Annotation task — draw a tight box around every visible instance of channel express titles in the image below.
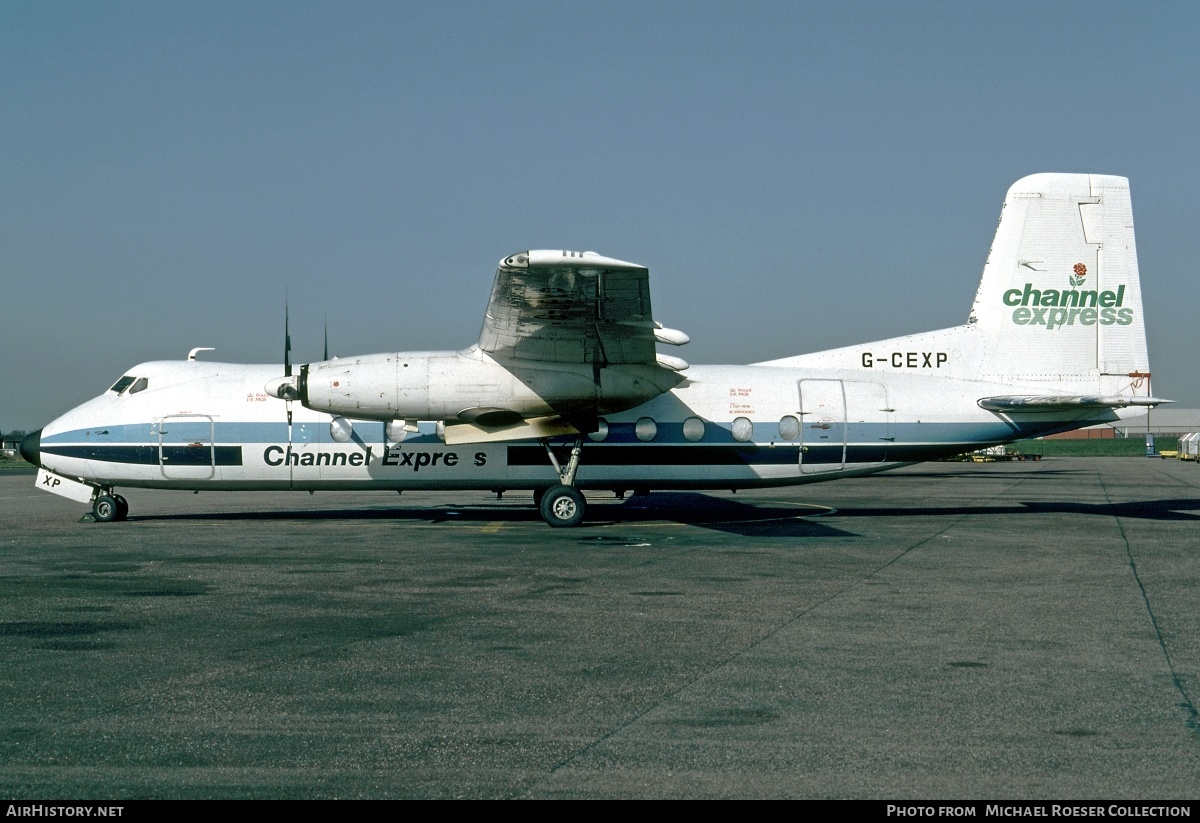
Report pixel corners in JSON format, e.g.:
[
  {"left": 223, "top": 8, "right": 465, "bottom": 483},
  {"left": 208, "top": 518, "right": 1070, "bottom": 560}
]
[{"left": 1003, "top": 282, "right": 1133, "bottom": 330}]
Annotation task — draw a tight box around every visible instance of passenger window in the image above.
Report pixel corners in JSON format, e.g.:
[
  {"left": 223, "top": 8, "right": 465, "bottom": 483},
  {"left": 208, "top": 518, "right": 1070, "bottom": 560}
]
[
  {"left": 682, "top": 417, "right": 705, "bottom": 442},
  {"left": 330, "top": 416, "right": 354, "bottom": 442},
  {"left": 635, "top": 417, "right": 658, "bottom": 442},
  {"left": 588, "top": 419, "right": 609, "bottom": 442},
  {"left": 731, "top": 417, "right": 753, "bottom": 442},
  {"left": 779, "top": 415, "right": 800, "bottom": 441}
]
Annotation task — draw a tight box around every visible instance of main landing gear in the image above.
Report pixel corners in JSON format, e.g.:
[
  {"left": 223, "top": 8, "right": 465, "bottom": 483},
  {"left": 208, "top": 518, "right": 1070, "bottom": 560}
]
[
  {"left": 537, "top": 436, "right": 586, "bottom": 528},
  {"left": 91, "top": 491, "right": 129, "bottom": 522}
]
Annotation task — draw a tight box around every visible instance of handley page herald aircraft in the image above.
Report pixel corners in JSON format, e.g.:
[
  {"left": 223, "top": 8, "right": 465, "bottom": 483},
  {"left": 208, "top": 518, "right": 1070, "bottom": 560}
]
[{"left": 22, "top": 173, "right": 1166, "bottom": 526}]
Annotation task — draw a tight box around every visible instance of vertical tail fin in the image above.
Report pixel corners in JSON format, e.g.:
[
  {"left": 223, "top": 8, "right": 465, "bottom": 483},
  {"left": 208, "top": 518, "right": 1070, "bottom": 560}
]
[
  {"left": 968, "top": 173, "right": 1149, "bottom": 395},
  {"left": 757, "top": 173, "right": 1153, "bottom": 403}
]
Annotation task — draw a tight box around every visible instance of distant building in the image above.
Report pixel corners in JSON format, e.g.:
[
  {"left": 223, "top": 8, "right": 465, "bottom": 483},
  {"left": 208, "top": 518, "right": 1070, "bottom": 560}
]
[
  {"left": 1043, "top": 408, "right": 1200, "bottom": 439},
  {"left": 1106, "top": 408, "right": 1200, "bottom": 437},
  {"left": 1044, "top": 427, "right": 1114, "bottom": 440}
]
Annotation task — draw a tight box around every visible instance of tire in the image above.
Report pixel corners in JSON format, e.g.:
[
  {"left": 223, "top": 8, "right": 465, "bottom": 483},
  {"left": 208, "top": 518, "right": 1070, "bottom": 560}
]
[
  {"left": 93, "top": 494, "right": 119, "bottom": 523},
  {"left": 539, "top": 484, "right": 585, "bottom": 528},
  {"left": 114, "top": 495, "right": 129, "bottom": 521}
]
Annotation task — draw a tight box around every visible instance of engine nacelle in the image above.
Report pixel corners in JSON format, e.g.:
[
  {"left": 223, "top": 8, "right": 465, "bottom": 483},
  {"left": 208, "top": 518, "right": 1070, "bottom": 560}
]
[{"left": 287, "top": 347, "right": 682, "bottom": 425}]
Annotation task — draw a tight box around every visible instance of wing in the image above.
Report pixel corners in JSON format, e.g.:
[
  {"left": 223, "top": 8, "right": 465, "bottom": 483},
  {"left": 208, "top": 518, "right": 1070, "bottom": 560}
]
[
  {"left": 478, "top": 250, "right": 658, "bottom": 365},
  {"left": 978, "top": 395, "right": 1169, "bottom": 412}
]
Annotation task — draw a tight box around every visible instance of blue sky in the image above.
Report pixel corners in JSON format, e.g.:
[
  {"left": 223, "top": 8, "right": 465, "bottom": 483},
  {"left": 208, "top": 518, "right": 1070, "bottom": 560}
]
[{"left": 3, "top": 1, "right": 1199, "bottom": 429}]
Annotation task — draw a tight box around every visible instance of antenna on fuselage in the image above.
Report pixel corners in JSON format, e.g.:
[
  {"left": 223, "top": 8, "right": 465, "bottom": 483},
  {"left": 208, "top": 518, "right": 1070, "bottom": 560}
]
[
  {"left": 188, "top": 347, "right": 214, "bottom": 361},
  {"left": 323, "top": 316, "right": 329, "bottom": 361}
]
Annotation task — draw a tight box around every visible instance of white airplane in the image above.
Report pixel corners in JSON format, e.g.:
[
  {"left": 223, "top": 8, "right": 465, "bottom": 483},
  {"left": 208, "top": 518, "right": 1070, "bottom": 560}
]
[{"left": 22, "top": 173, "right": 1166, "bottom": 527}]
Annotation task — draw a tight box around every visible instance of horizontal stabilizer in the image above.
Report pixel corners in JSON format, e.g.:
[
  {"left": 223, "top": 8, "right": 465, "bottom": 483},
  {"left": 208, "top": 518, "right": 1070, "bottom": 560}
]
[
  {"left": 978, "top": 395, "right": 1170, "bottom": 412},
  {"left": 442, "top": 415, "right": 580, "bottom": 446}
]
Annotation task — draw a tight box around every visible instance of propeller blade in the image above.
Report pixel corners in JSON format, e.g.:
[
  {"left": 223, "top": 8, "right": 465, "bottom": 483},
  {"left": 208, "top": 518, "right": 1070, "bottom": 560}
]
[{"left": 284, "top": 302, "right": 292, "bottom": 378}]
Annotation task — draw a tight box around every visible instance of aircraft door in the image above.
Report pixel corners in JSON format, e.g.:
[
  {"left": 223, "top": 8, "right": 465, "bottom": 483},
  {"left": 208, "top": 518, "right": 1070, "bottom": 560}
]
[
  {"left": 157, "top": 414, "right": 215, "bottom": 480},
  {"left": 799, "top": 380, "right": 846, "bottom": 474}
]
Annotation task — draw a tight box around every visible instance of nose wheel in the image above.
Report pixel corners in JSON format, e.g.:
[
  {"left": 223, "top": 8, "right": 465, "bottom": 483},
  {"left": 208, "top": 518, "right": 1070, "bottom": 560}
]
[{"left": 92, "top": 493, "right": 129, "bottom": 522}]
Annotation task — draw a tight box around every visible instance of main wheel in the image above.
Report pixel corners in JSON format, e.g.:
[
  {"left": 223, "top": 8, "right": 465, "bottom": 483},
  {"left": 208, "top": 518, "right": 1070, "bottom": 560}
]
[
  {"left": 539, "top": 484, "right": 585, "bottom": 528},
  {"left": 114, "top": 494, "right": 129, "bottom": 521},
  {"left": 93, "top": 494, "right": 119, "bottom": 523}
]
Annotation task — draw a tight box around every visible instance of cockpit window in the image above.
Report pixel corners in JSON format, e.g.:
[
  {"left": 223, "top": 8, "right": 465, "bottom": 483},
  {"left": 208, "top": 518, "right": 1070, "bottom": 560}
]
[
  {"left": 108, "top": 375, "right": 148, "bottom": 396},
  {"left": 109, "top": 376, "right": 136, "bottom": 394}
]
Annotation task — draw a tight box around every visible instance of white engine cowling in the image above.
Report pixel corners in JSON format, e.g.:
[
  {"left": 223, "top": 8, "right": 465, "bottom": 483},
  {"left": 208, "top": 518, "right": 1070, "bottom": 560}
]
[{"left": 288, "top": 347, "right": 681, "bottom": 424}]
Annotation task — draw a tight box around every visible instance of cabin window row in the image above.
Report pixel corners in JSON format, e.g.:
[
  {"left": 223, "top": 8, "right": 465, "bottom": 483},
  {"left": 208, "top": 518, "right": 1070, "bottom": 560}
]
[
  {"left": 370, "top": 414, "right": 808, "bottom": 444},
  {"left": 583, "top": 415, "right": 805, "bottom": 443}
]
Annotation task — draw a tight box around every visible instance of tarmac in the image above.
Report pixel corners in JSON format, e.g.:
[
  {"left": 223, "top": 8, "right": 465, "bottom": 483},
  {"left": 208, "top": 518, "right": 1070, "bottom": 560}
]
[{"left": 0, "top": 457, "right": 1197, "bottom": 799}]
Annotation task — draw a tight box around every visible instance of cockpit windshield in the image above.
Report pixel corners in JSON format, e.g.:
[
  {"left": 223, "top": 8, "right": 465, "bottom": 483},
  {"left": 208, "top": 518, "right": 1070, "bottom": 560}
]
[
  {"left": 108, "top": 375, "right": 149, "bottom": 396},
  {"left": 109, "top": 376, "right": 136, "bottom": 394}
]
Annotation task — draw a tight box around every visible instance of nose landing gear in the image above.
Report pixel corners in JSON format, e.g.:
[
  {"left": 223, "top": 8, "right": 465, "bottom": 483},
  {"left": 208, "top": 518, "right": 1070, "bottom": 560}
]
[{"left": 91, "top": 492, "right": 129, "bottom": 522}]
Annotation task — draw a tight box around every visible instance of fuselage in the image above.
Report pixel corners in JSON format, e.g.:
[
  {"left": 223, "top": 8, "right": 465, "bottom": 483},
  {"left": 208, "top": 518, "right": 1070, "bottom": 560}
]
[
  {"left": 30, "top": 356, "right": 1123, "bottom": 496},
  {"left": 20, "top": 175, "right": 1162, "bottom": 528}
]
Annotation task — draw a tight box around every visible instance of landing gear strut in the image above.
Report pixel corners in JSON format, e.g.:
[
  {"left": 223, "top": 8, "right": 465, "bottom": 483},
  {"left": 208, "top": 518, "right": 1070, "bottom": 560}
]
[{"left": 538, "top": 436, "right": 586, "bottom": 527}]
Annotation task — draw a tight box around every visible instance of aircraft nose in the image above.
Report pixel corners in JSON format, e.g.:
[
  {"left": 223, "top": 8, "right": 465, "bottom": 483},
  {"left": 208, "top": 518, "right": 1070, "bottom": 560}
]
[{"left": 19, "top": 429, "right": 41, "bottom": 468}]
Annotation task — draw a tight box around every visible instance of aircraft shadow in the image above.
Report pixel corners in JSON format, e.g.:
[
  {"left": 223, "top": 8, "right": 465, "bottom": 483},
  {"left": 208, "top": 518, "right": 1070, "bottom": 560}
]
[
  {"left": 604, "top": 493, "right": 852, "bottom": 537},
  {"left": 127, "top": 493, "right": 853, "bottom": 538},
  {"left": 827, "top": 499, "right": 1200, "bottom": 521},
  {"left": 607, "top": 493, "right": 1200, "bottom": 526},
  {"left": 124, "top": 493, "right": 1200, "bottom": 536}
]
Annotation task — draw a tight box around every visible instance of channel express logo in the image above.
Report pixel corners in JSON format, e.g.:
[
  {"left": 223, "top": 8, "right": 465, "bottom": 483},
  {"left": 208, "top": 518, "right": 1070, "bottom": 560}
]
[{"left": 1003, "top": 263, "right": 1133, "bottom": 330}]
